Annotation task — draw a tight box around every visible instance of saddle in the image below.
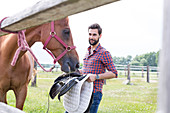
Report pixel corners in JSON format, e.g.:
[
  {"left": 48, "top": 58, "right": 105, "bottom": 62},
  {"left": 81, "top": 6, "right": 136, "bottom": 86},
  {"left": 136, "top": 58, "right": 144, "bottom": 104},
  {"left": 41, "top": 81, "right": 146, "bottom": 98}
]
[
  {"left": 49, "top": 72, "right": 93, "bottom": 113},
  {"left": 49, "top": 72, "right": 82, "bottom": 100}
]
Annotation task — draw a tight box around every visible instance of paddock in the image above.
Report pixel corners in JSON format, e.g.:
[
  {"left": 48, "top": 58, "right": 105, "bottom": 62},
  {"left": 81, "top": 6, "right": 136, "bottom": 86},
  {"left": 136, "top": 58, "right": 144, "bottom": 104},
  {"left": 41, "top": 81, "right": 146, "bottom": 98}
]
[
  {"left": 0, "top": 0, "right": 168, "bottom": 112},
  {"left": 6, "top": 70, "right": 158, "bottom": 113}
]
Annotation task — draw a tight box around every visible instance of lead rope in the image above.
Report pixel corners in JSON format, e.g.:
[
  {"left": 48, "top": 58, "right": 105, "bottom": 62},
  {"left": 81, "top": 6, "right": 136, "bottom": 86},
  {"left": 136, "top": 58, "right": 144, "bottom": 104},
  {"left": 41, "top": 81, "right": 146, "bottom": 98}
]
[
  {"left": 46, "top": 70, "right": 74, "bottom": 113},
  {"left": 0, "top": 17, "right": 55, "bottom": 72},
  {"left": 10, "top": 30, "right": 55, "bottom": 72},
  {"left": 46, "top": 94, "right": 50, "bottom": 113}
]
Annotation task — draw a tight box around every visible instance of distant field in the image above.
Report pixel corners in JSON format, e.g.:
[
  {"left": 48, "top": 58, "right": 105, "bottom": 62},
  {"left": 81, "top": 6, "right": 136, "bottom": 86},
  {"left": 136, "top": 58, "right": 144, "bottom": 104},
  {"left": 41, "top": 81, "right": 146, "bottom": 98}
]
[{"left": 6, "top": 71, "right": 158, "bottom": 113}]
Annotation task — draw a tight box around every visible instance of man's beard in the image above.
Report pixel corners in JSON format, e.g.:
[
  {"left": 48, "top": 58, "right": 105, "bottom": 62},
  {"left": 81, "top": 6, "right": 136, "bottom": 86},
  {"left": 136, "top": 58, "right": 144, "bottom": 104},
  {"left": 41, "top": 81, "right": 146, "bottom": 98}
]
[{"left": 89, "top": 38, "right": 99, "bottom": 46}]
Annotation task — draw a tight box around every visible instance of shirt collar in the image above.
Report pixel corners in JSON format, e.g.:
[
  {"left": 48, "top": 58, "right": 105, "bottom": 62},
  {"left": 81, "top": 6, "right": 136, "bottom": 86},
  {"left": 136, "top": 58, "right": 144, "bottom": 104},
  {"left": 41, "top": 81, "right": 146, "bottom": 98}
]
[{"left": 88, "top": 43, "right": 101, "bottom": 53}]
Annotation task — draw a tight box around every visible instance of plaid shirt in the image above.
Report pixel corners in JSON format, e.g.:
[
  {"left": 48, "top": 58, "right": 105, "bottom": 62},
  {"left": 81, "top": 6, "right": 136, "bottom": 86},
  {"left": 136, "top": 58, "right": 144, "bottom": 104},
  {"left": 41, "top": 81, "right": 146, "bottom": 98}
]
[{"left": 82, "top": 43, "right": 117, "bottom": 93}]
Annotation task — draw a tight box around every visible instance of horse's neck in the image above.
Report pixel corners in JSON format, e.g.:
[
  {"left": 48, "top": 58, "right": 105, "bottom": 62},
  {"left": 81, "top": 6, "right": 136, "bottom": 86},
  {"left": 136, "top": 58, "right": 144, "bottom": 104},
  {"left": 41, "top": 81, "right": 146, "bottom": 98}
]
[
  {"left": 0, "top": 25, "right": 41, "bottom": 63},
  {"left": 25, "top": 25, "right": 42, "bottom": 47},
  {"left": 0, "top": 34, "right": 19, "bottom": 63}
]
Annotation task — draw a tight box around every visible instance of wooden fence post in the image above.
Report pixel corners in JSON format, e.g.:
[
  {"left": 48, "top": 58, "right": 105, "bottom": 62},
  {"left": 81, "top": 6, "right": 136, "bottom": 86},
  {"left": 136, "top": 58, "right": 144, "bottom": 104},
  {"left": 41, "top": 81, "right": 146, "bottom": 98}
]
[
  {"left": 31, "top": 60, "right": 37, "bottom": 87},
  {"left": 147, "top": 65, "right": 150, "bottom": 83},
  {"left": 142, "top": 67, "right": 144, "bottom": 78},
  {"left": 125, "top": 66, "right": 127, "bottom": 77},
  {"left": 157, "top": 70, "right": 159, "bottom": 78},
  {"left": 127, "top": 64, "right": 130, "bottom": 82}
]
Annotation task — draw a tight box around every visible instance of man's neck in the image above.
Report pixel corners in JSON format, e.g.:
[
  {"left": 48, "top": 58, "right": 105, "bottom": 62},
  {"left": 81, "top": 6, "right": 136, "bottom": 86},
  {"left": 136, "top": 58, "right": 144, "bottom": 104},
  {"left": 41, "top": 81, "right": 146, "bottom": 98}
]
[{"left": 91, "top": 42, "right": 99, "bottom": 50}]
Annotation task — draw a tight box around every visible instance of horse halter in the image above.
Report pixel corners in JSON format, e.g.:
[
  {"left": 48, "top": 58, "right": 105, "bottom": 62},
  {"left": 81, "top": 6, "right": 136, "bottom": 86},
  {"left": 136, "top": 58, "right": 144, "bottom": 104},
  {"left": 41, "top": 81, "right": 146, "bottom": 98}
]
[
  {"left": 0, "top": 17, "right": 76, "bottom": 72},
  {"left": 43, "top": 21, "right": 76, "bottom": 64}
]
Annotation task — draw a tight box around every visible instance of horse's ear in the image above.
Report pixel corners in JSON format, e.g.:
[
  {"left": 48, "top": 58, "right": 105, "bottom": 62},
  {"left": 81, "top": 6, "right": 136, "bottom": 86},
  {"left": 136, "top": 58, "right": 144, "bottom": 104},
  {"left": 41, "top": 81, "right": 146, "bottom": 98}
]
[
  {"left": 60, "top": 17, "right": 69, "bottom": 25},
  {"left": 66, "top": 17, "right": 69, "bottom": 23}
]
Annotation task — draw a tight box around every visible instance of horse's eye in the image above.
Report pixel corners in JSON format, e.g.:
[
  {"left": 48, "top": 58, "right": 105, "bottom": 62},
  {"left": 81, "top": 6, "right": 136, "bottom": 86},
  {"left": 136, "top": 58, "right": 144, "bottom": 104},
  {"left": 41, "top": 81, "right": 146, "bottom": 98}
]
[{"left": 63, "top": 28, "right": 70, "bottom": 36}]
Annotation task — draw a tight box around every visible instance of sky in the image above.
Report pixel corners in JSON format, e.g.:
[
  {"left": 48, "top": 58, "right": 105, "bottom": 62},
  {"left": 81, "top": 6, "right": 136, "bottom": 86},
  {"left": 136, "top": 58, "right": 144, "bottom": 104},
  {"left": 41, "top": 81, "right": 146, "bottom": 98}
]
[{"left": 0, "top": 0, "right": 163, "bottom": 64}]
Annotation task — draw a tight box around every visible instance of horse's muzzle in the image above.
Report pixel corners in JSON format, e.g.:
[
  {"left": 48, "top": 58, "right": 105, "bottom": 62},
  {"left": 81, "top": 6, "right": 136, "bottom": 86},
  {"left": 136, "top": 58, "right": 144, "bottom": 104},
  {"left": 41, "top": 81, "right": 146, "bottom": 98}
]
[{"left": 61, "top": 59, "right": 79, "bottom": 73}]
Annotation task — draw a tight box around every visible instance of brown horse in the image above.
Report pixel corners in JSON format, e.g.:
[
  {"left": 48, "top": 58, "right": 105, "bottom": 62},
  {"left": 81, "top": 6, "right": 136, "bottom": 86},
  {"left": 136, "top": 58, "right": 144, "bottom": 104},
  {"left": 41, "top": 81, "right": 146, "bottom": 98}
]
[{"left": 0, "top": 17, "right": 79, "bottom": 110}]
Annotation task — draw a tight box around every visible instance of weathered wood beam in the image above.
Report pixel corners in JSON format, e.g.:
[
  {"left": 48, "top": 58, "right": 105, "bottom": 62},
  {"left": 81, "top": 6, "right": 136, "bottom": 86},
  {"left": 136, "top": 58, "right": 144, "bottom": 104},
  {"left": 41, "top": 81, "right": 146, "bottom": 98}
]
[
  {"left": 0, "top": 0, "right": 119, "bottom": 36},
  {"left": 0, "top": 102, "right": 24, "bottom": 113},
  {"left": 157, "top": 0, "right": 170, "bottom": 112}
]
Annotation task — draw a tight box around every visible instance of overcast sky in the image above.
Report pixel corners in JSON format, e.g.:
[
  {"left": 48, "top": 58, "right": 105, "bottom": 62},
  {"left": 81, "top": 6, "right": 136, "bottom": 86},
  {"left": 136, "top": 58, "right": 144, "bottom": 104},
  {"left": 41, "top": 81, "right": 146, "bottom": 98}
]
[{"left": 0, "top": 0, "right": 163, "bottom": 64}]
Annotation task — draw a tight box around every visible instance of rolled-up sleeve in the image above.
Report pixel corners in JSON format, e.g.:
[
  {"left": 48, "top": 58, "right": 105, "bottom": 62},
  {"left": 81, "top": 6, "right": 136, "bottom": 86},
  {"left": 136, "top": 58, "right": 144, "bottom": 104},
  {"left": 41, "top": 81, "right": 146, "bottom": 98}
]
[{"left": 101, "top": 51, "right": 118, "bottom": 77}]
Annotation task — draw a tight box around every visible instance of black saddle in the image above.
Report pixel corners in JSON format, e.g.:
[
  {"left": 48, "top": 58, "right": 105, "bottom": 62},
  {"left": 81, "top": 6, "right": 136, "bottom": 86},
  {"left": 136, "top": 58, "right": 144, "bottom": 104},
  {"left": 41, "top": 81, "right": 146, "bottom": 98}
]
[{"left": 49, "top": 72, "right": 86, "bottom": 101}]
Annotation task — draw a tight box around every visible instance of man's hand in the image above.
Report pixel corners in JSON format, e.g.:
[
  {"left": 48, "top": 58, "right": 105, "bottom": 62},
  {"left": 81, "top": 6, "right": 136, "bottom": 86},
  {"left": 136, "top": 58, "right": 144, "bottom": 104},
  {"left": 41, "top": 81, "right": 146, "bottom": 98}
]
[
  {"left": 86, "top": 74, "right": 96, "bottom": 82},
  {"left": 86, "top": 71, "right": 116, "bottom": 82}
]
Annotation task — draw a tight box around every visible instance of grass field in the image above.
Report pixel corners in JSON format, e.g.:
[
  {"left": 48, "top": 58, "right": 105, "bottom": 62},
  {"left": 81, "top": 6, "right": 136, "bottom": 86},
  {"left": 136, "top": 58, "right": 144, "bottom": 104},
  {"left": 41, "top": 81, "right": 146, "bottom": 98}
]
[{"left": 6, "top": 71, "right": 158, "bottom": 113}]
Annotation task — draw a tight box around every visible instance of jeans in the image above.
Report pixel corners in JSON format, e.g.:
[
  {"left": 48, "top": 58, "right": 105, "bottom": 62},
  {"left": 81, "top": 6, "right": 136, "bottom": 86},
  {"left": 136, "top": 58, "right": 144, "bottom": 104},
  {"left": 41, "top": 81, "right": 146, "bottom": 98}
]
[{"left": 89, "top": 92, "right": 103, "bottom": 113}]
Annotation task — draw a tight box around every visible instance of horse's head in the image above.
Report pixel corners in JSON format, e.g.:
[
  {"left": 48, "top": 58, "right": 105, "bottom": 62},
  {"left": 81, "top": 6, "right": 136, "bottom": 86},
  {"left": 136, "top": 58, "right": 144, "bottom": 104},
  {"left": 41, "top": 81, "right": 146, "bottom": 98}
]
[{"left": 39, "top": 17, "right": 79, "bottom": 73}]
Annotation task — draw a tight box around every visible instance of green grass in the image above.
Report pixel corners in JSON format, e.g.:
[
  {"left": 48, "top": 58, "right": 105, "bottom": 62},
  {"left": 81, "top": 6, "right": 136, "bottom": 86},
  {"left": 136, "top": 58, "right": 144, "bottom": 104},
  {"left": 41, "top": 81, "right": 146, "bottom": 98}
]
[
  {"left": 99, "top": 79, "right": 157, "bottom": 113},
  {"left": 6, "top": 72, "right": 158, "bottom": 113}
]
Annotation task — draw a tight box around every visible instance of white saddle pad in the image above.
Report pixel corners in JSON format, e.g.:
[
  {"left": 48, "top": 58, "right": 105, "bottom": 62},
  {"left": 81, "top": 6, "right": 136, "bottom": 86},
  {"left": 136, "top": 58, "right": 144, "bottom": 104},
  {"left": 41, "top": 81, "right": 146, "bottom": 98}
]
[{"left": 63, "top": 75, "right": 93, "bottom": 113}]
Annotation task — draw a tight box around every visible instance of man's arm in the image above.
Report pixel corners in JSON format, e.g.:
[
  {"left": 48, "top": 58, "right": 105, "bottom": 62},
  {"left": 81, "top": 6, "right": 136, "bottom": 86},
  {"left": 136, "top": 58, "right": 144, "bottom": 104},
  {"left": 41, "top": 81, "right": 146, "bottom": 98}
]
[{"left": 87, "top": 71, "right": 116, "bottom": 82}]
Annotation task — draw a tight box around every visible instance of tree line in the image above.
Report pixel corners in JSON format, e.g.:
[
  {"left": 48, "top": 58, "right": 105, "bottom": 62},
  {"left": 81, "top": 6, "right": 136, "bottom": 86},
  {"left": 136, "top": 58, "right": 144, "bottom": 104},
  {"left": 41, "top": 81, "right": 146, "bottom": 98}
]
[{"left": 112, "top": 51, "right": 160, "bottom": 66}]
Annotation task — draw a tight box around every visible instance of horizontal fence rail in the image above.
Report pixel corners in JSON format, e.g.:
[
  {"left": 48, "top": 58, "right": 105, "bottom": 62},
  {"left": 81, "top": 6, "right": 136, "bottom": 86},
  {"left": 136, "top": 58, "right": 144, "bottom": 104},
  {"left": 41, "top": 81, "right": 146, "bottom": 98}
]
[
  {"left": 36, "top": 64, "right": 159, "bottom": 77},
  {"left": 116, "top": 65, "right": 159, "bottom": 72},
  {"left": 115, "top": 64, "right": 159, "bottom": 84},
  {"left": 0, "top": 0, "right": 119, "bottom": 36},
  {"left": 35, "top": 64, "right": 159, "bottom": 86}
]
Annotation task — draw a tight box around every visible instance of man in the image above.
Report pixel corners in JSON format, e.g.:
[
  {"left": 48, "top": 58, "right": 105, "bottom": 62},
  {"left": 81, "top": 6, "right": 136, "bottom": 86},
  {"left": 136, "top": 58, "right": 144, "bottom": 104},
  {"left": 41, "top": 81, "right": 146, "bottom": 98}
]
[{"left": 81, "top": 23, "right": 118, "bottom": 113}]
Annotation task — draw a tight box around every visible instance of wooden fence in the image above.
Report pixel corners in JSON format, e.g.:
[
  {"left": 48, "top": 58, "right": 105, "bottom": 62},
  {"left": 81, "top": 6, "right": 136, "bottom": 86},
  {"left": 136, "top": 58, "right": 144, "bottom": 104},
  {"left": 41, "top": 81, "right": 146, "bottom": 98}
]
[
  {"left": 116, "top": 64, "right": 159, "bottom": 83},
  {"left": 36, "top": 64, "right": 159, "bottom": 83}
]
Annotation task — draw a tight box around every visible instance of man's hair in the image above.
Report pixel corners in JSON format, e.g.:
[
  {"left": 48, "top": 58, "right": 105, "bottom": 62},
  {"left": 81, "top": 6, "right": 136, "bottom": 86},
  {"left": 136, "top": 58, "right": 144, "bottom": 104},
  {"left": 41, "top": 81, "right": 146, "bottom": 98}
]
[{"left": 88, "top": 23, "right": 102, "bottom": 35}]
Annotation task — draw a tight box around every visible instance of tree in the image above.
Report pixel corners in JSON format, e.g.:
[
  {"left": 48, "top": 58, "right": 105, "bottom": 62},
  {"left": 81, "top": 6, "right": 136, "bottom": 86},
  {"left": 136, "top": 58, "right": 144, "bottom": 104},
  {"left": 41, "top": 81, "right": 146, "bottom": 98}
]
[
  {"left": 126, "top": 55, "right": 132, "bottom": 64},
  {"left": 155, "top": 50, "right": 160, "bottom": 66},
  {"left": 131, "top": 52, "right": 158, "bottom": 66},
  {"left": 130, "top": 60, "right": 140, "bottom": 66},
  {"left": 140, "top": 58, "right": 147, "bottom": 66},
  {"left": 112, "top": 55, "right": 132, "bottom": 65},
  {"left": 112, "top": 51, "right": 159, "bottom": 66}
]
